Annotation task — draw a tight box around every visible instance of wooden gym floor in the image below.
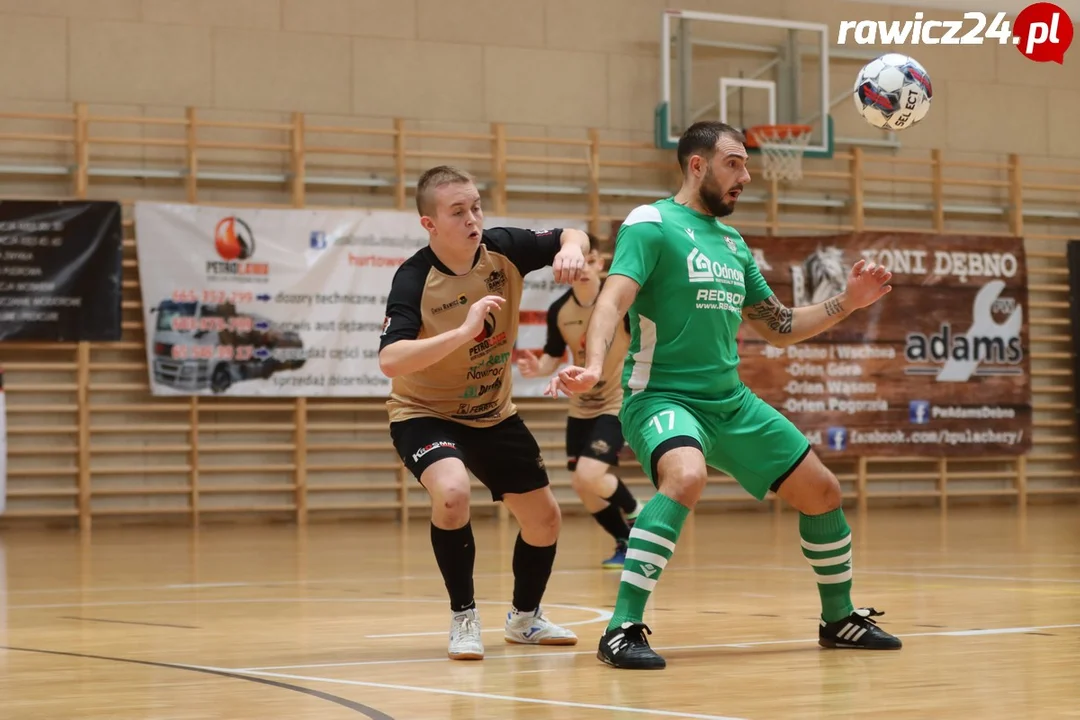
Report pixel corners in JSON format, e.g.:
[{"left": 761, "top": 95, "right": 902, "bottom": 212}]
[{"left": 0, "top": 504, "right": 1077, "bottom": 719}]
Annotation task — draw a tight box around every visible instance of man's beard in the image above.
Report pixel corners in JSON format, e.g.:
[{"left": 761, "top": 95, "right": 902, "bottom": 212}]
[{"left": 699, "top": 169, "right": 739, "bottom": 217}]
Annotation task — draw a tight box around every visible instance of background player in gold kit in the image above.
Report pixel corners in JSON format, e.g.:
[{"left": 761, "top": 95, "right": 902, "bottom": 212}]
[{"left": 518, "top": 234, "right": 644, "bottom": 568}]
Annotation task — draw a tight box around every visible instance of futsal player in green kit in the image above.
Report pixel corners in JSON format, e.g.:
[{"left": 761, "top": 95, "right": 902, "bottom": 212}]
[{"left": 546, "top": 121, "right": 902, "bottom": 669}]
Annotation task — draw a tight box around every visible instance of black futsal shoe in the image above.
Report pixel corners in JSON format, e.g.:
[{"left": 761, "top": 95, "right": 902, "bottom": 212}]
[
  {"left": 597, "top": 622, "right": 667, "bottom": 669},
  {"left": 819, "top": 607, "right": 903, "bottom": 650}
]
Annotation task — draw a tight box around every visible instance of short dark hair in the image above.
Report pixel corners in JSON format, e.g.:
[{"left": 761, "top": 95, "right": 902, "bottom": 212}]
[
  {"left": 416, "top": 165, "right": 476, "bottom": 216},
  {"left": 586, "top": 232, "right": 600, "bottom": 252},
  {"left": 677, "top": 121, "right": 746, "bottom": 174}
]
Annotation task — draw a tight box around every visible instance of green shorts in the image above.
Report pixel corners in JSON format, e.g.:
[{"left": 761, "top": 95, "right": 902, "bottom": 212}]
[{"left": 620, "top": 384, "right": 812, "bottom": 501}]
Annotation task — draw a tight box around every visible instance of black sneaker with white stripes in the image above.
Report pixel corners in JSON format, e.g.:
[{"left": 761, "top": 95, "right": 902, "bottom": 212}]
[
  {"left": 819, "top": 607, "right": 902, "bottom": 650},
  {"left": 597, "top": 622, "right": 666, "bottom": 669}
]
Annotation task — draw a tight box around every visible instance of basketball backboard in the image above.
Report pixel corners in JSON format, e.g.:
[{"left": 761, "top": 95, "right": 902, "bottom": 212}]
[{"left": 656, "top": 9, "right": 834, "bottom": 159}]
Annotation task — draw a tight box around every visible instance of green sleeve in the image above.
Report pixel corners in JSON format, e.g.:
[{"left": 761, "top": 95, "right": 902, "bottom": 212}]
[
  {"left": 608, "top": 205, "right": 664, "bottom": 287},
  {"left": 741, "top": 240, "right": 774, "bottom": 306}
]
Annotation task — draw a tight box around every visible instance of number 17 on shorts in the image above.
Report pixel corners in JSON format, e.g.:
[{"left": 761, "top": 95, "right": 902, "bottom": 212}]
[
  {"left": 635, "top": 405, "right": 704, "bottom": 451},
  {"left": 648, "top": 409, "right": 677, "bottom": 435},
  {"left": 624, "top": 397, "right": 707, "bottom": 484}
]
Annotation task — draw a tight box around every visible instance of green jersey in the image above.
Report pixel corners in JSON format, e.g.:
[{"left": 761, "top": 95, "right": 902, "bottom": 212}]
[{"left": 608, "top": 197, "right": 773, "bottom": 398}]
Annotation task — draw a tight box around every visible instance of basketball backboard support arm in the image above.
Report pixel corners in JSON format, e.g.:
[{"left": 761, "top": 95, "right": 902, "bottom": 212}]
[
  {"left": 657, "top": 9, "right": 833, "bottom": 158},
  {"left": 719, "top": 78, "right": 777, "bottom": 129}
]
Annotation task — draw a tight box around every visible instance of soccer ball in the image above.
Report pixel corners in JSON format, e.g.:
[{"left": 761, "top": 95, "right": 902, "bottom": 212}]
[{"left": 852, "top": 53, "right": 932, "bottom": 131}]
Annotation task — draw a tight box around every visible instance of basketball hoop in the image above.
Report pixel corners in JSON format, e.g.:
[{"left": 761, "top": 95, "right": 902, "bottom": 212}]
[{"left": 746, "top": 124, "right": 813, "bottom": 183}]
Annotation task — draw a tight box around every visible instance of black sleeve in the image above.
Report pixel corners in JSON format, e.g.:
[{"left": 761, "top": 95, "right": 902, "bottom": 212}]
[
  {"left": 378, "top": 256, "right": 427, "bottom": 351},
  {"left": 482, "top": 226, "right": 564, "bottom": 277},
  {"left": 542, "top": 292, "right": 571, "bottom": 358}
]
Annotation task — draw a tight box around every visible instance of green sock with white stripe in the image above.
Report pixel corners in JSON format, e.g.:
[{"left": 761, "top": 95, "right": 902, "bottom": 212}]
[
  {"left": 800, "top": 508, "right": 856, "bottom": 623},
  {"left": 607, "top": 492, "right": 690, "bottom": 631}
]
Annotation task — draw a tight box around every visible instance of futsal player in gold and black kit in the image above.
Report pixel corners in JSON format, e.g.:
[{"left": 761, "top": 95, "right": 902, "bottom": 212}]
[
  {"left": 519, "top": 235, "right": 644, "bottom": 568},
  {"left": 379, "top": 165, "right": 590, "bottom": 661}
]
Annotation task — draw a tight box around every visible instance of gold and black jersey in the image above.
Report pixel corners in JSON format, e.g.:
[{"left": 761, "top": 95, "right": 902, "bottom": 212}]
[
  {"left": 543, "top": 283, "right": 631, "bottom": 419},
  {"left": 379, "top": 227, "right": 563, "bottom": 427}
]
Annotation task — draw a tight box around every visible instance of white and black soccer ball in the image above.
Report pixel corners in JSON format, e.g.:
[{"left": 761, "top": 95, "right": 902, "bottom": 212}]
[{"left": 852, "top": 53, "right": 932, "bottom": 131}]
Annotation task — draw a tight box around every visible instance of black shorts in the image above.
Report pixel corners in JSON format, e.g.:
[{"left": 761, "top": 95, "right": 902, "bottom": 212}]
[
  {"left": 390, "top": 413, "right": 549, "bottom": 501},
  {"left": 566, "top": 414, "right": 625, "bottom": 471}
]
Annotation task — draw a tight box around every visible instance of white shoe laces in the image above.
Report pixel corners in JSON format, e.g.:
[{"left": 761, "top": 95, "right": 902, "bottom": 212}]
[{"left": 452, "top": 615, "right": 481, "bottom": 643}]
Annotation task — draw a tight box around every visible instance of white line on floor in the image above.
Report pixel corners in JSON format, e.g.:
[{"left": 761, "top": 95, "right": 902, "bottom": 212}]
[
  {"left": 5, "top": 556, "right": 1080, "bottom": 598},
  {"left": 189, "top": 665, "right": 749, "bottom": 720},
  {"left": 233, "top": 622, "right": 1080, "bottom": 672},
  {"left": 363, "top": 602, "right": 611, "bottom": 638}
]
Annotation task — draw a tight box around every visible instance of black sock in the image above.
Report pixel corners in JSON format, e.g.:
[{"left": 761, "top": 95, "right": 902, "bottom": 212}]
[
  {"left": 430, "top": 522, "right": 476, "bottom": 613},
  {"left": 603, "top": 477, "right": 638, "bottom": 515},
  {"left": 511, "top": 533, "right": 556, "bottom": 613},
  {"left": 592, "top": 504, "right": 631, "bottom": 542}
]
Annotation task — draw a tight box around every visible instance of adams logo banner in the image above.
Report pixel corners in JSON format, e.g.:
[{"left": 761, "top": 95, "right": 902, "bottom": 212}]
[
  {"left": 737, "top": 232, "right": 1032, "bottom": 456},
  {"left": 133, "top": 203, "right": 582, "bottom": 398}
]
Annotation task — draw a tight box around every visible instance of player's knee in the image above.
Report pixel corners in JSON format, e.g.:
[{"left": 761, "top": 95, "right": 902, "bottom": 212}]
[
  {"left": 434, "top": 488, "right": 471, "bottom": 525},
  {"left": 570, "top": 466, "right": 603, "bottom": 494},
  {"left": 424, "top": 467, "right": 472, "bottom": 526},
  {"left": 538, "top": 493, "right": 562, "bottom": 532},
  {"left": 793, "top": 472, "right": 843, "bottom": 515},
  {"left": 517, "top": 490, "right": 561, "bottom": 543},
  {"left": 821, "top": 475, "right": 843, "bottom": 511},
  {"left": 659, "top": 458, "right": 707, "bottom": 507}
]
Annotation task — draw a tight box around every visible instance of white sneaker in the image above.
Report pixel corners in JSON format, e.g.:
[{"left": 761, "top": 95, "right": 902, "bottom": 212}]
[
  {"left": 448, "top": 608, "right": 484, "bottom": 660},
  {"left": 504, "top": 607, "right": 579, "bottom": 646}
]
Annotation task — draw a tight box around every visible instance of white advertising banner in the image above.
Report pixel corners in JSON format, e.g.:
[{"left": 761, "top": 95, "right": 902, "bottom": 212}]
[{"left": 133, "top": 203, "right": 580, "bottom": 397}]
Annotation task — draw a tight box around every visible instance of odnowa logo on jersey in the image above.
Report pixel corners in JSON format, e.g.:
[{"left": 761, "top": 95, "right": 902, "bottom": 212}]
[{"left": 685, "top": 248, "right": 745, "bottom": 286}]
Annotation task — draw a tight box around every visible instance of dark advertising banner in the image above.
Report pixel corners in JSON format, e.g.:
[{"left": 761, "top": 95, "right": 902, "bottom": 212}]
[
  {"left": 738, "top": 232, "right": 1031, "bottom": 456},
  {"left": 1067, "top": 239, "right": 1080, "bottom": 429},
  {"left": 611, "top": 221, "right": 1032, "bottom": 457},
  {"left": 0, "top": 200, "right": 123, "bottom": 342}
]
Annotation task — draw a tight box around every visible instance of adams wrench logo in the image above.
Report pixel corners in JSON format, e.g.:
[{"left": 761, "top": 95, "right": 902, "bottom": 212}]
[{"left": 904, "top": 280, "right": 1024, "bottom": 382}]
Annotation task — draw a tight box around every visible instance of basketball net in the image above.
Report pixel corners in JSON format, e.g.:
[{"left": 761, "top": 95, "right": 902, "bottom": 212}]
[{"left": 746, "top": 124, "right": 812, "bottom": 183}]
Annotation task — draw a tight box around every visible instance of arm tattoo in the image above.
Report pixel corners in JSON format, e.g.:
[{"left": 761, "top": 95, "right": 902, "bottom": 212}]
[
  {"left": 824, "top": 296, "right": 845, "bottom": 317},
  {"left": 746, "top": 296, "right": 793, "bottom": 335}
]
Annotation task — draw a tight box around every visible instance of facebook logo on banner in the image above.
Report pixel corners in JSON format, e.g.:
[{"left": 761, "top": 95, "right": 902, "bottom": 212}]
[
  {"left": 310, "top": 231, "right": 327, "bottom": 249},
  {"left": 826, "top": 427, "right": 848, "bottom": 451},
  {"left": 909, "top": 400, "right": 931, "bottom": 424}
]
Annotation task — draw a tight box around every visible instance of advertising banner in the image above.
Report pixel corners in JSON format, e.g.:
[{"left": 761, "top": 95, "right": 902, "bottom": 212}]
[
  {"left": 0, "top": 200, "right": 122, "bottom": 342},
  {"left": 1066, "top": 239, "right": 1080, "bottom": 430},
  {"left": 611, "top": 222, "right": 1032, "bottom": 457},
  {"left": 133, "top": 203, "right": 582, "bottom": 397}
]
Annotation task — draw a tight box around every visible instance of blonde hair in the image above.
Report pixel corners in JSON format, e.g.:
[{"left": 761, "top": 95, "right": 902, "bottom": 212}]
[{"left": 416, "top": 165, "right": 476, "bottom": 216}]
